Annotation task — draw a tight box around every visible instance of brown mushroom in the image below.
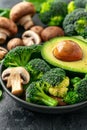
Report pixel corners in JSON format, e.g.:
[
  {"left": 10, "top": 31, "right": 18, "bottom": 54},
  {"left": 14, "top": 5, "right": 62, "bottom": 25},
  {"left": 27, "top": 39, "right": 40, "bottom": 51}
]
[
  {"left": 41, "top": 26, "right": 64, "bottom": 41},
  {"left": 0, "top": 47, "right": 8, "bottom": 60},
  {"left": 22, "top": 30, "right": 41, "bottom": 46},
  {"left": 2, "top": 67, "right": 30, "bottom": 96},
  {"left": 0, "top": 17, "right": 18, "bottom": 44},
  {"left": 10, "top": 1, "right": 36, "bottom": 30},
  {"left": 7, "top": 38, "right": 24, "bottom": 50},
  {"left": 30, "top": 26, "right": 44, "bottom": 35}
]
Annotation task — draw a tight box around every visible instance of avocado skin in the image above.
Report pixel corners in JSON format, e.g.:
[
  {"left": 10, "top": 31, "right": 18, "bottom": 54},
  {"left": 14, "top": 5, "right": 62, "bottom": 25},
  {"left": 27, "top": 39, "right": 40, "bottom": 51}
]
[{"left": 41, "top": 36, "right": 87, "bottom": 73}]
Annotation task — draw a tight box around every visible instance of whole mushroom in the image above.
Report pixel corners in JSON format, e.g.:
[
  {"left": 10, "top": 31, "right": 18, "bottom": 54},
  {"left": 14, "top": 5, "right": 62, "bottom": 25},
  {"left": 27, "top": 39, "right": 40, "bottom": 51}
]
[
  {"left": 7, "top": 38, "right": 24, "bottom": 50},
  {"left": 41, "top": 26, "right": 64, "bottom": 41},
  {"left": 2, "top": 67, "right": 30, "bottom": 96},
  {"left": 0, "top": 17, "right": 18, "bottom": 44},
  {"left": 0, "top": 47, "right": 8, "bottom": 60},
  {"left": 22, "top": 30, "right": 41, "bottom": 46},
  {"left": 10, "top": 1, "right": 36, "bottom": 30},
  {"left": 30, "top": 26, "right": 44, "bottom": 35}
]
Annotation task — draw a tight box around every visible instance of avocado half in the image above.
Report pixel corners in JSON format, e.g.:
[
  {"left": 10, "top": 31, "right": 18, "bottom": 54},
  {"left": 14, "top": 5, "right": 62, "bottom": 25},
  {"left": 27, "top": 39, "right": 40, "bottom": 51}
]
[{"left": 41, "top": 36, "right": 87, "bottom": 73}]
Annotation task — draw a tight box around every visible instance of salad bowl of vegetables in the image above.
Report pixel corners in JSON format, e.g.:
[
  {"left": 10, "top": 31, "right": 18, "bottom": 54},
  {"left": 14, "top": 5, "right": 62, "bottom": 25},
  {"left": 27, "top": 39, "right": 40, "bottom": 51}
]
[{"left": 1, "top": 43, "right": 87, "bottom": 113}]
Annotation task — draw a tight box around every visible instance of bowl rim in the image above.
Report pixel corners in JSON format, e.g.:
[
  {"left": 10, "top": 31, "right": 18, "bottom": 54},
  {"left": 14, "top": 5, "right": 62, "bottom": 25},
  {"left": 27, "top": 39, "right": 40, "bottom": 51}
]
[{"left": 1, "top": 63, "right": 87, "bottom": 113}]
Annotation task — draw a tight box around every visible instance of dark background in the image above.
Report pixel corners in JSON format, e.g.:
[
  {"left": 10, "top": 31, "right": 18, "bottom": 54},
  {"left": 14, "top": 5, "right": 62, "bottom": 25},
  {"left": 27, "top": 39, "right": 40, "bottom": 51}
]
[{"left": 0, "top": 0, "right": 87, "bottom": 130}]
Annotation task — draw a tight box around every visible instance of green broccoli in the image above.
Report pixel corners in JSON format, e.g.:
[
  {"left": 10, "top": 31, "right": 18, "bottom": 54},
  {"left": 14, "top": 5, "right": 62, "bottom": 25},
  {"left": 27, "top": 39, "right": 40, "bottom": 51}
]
[
  {"left": 41, "top": 68, "right": 69, "bottom": 98},
  {"left": 3, "top": 45, "right": 42, "bottom": 67},
  {"left": 0, "top": 8, "right": 10, "bottom": 18},
  {"left": 39, "top": 0, "right": 67, "bottom": 26},
  {"left": 74, "top": 18, "right": 87, "bottom": 38},
  {"left": 68, "top": 0, "right": 87, "bottom": 13},
  {"left": 26, "top": 81, "right": 58, "bottom": 106},
  {"left": 63, "top": 91, "right": 79, "bottom": 104},
  {"left": 25, "top": 58, "right": 51, "bottom": 81},
  {"left": 63, "top": 8, "right": 87, "bottom": 38},
  {"left": 64, "top": 74, "right": 87, "bottom": 104},
  {"left": 71, "top": 77, "right": 81, "bottom": 85},
  {"left": 23, "top": 0, "right": 47, "bottom": 13}
]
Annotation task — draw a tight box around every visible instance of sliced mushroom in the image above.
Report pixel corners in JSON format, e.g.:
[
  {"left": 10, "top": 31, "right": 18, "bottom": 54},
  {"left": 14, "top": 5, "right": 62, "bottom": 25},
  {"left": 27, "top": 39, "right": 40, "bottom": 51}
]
[
  {"left": 7, "top": 38, "right": 24, "bottom": 50},
  {"left": 2, "top": 67, "right": 30, "bottom": 96},
  {"left": 22, "top": 30, "right": 41, "bottom": 46},
  {"left": 0, "top": 17, "right": 18, "bottom": 44},
  {"left": 0, "top": 47, "right": 8, "bottom": 60},
  {"left": 10, "top": 1, "right": 36, "bottom": 30}
]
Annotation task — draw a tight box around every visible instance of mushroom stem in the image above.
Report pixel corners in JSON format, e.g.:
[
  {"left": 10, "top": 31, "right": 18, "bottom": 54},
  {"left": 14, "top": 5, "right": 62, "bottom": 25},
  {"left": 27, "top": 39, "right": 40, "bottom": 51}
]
[
  {"left": 18, "top": 14, "right": 34, "bottom": 30},
  {"left": 0, "top": 32, "right": 7, "bottom": 44},
  {"left": 11, "top": 73, "right": 23, "bottom": 95}
]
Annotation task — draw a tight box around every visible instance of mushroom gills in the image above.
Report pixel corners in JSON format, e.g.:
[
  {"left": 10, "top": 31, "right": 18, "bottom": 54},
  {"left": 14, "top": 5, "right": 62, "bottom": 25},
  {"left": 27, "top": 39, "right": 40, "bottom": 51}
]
[{"left": 22, "top": 30, "right": 41, "bottom": 46}]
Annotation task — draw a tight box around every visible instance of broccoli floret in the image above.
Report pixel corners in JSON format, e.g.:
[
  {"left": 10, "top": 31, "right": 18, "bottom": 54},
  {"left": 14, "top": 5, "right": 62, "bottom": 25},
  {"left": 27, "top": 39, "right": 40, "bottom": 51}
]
[
  {"left": 71, "top": 77, "right": 81, "bottom": 85},
  {"left": 48, "top": 77, "right": 69, "bottom": 98},
  {"left": 3, "top": 45, "right": 42, "bottom": 67},
  {"left": 26, "top": 81, "right": 58, "bottom": 106},
  {"left": 41, "top": 68, "right": 66, "bottom": 86},
  {"left": 25, "top": 58, "right": 51, "bottom": 81},
  {"left": 63, "top": 91, "right": 79, "bottom": 104},
  {"left": 74, "top": 18, "right": 87, "bottom": 38},
  {"left": 68, "top": 0, "right": 87, "bottom": 13},
  {"left": 64, "top": 74, "right": 87, "bottom": 104},
  {"left": 63, "top": 8, "right": 87, "bottom": 38},
  {"left": 64, "top": 24, "right": 76, "bottom": 36},
  {"left": 74, "top": 0, "right": 87, "bottom": 8},
  {"left": 41, "top": 68, "right": 69, "bottom": 98},
  {"left": 39, "top": 1, "right": 67, "bottom": 26}
]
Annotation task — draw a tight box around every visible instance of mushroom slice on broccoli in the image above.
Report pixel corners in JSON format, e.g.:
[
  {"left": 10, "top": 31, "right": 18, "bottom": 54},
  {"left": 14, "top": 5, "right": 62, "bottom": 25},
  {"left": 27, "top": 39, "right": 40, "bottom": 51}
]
[{"left": 2, "top": 67, "right": 30, "bottom": 96}]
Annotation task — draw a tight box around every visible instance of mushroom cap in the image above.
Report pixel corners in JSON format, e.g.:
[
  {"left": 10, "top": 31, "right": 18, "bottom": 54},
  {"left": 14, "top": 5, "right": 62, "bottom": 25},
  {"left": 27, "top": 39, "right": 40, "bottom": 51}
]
[
  {"left": 30, "top": 26, "right": 44, "bottom": 35},
  {"left": 41, "top": 26, "right": 64, "bottom": 41},
  {"left": 2, "top": 68, "right": 12, "bottom": 81},
  {"left": 0, "top": 17, "right": 18, "bottom": 36},
  {"left": 0, "top": 47, "right": 8, "bottom": 60},
  {"left": 2, "top": 67, "right": 30, "bottom": 84},
  {"left": 7, "top": 38, "right": 24, "bottom": 50},
  {"left": 10, "top": 1, "right": 36, "bottom": 22}
]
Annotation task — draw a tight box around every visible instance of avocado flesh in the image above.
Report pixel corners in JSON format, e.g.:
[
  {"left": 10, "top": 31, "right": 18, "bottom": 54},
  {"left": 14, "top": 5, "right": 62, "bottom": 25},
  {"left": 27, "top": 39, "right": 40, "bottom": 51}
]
[{"left": 41, "top": 37, "right": 87, "bottom": 73}]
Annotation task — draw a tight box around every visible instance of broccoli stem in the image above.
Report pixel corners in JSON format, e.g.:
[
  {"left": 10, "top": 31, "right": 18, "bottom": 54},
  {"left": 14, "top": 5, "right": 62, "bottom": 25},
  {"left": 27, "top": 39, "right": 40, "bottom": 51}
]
[
  {"left": 38, "top": 92, "right": 58, "bottom": 106},
  {"left": 6, "top": 62, "right": 19, "bottom": 67}
]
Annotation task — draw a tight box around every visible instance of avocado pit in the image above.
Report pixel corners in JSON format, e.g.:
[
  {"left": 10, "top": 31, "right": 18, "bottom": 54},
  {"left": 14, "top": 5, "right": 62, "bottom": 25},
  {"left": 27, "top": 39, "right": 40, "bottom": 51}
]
[{"left": 53, "top": 40, "right": 83, "bottom": 61}]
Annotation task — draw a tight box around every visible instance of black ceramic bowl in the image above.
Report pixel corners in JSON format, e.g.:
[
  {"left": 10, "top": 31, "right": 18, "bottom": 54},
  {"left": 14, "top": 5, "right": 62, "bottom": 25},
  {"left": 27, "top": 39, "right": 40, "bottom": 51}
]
[{"left": 1, "top": 63, "right": 87, "bottom": 114}]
